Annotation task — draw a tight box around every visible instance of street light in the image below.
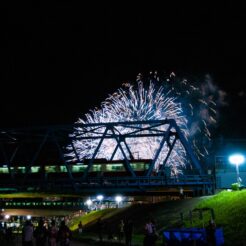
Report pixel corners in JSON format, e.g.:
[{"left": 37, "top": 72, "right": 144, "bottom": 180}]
[
  {"left": 96, "top": 195, "right": 104, "bottom": 210},
  {"left": 26, "top": 215, "right": 32, "bottom": 220},
  {"left": 97, "top": 195, "right": 104, "bottom": 202},
  {"left": 85, "top": 198, "right": 93, "bottom": 210},
  {"left": 5, "top": 214, "right": 10, "bottom": 219},
  {"left": 115, "top": 195, "right": 123, "bottom": 208},
  {"left": 229, "top": 154, "right": 245, "bottom": 185}
]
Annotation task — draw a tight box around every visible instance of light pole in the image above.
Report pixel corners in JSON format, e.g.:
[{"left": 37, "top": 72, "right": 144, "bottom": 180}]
[
  {"left": 97, "top": 195, "right": 104, "bottom": 209},
  {"left": 115, "top": 195, "right": 122, "bottom": 208},
  {"left": 97, "top": 195, "right": 104, "bottom": 202},
  {"left": 85, "top": 198, "right": 93, "bottom": 210},
  {"left": 26, "top": 215, "right": 32, "bottom": 220},
  {"left": 229, "top": 154, "right": 245, "bottom": 186}
]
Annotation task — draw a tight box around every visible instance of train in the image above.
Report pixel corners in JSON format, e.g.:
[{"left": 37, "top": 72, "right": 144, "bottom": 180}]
[{"left": 0, "top": 159, "right": 152, "bottom": 182}]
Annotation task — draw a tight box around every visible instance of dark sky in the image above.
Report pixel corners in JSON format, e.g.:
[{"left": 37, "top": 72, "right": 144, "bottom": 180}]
[{"left": 1, "top": 3, "right": 245, "bottom": 137}]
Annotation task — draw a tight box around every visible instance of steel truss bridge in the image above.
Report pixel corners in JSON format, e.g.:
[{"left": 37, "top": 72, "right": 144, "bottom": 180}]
[{"left": 0, "top": 119, "right": 215, "bottom": 195}]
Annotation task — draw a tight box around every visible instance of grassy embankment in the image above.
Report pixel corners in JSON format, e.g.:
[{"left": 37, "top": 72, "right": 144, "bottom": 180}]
[
  {"left": 187, "top": 190, "right": 246, "bottom": 246},
  {"left": 69, "top": 198, "right": 201, "bottom": 245},
  {"left": 69, "top": 190, "right": 246, "bottom": 245}
]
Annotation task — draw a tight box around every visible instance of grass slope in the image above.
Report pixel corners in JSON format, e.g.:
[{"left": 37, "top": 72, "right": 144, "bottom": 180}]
[
  {"left": 192, "top": 190, "right": 246, "bottom": 246},
  {"left": 70, "top": 198, "right": 201, "bottom": 245},
  {"left": 68, "top": 208, "right": 118, "bottom": 231},
  {"left": 70, "top": 191, "right": 246, "bottom": 245}
]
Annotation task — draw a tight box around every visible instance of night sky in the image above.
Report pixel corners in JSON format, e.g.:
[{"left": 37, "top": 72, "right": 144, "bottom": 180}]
[{"left": 1, "top": 3, "right": 245, "bottom": 138}]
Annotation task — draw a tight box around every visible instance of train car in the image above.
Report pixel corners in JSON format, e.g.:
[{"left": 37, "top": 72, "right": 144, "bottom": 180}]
[{"left": 0, "top": 159, "right": 152, "bottom": 183}]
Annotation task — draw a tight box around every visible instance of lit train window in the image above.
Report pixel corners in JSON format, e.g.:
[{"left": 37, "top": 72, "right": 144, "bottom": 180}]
[
  {"left": 60, "top": 166, "right": 67, "bottom": 172},
  {"left": 71, "top": 165, "right": 86, "bottom": 172},
  {"left": 15, "top": 167, "right": 26, "bottom": 174},
  {"left": 130, "top": 163, "right": 145, "bottom": 170},
  {"left": 106, "top": 164, "right": 124, "bottom": 171},
  {"left": 91, "top": 164, "right": 101, "bottom": 172},
  {"left": 31, "top": 167, "right": 40, "bottom": 173},
  {"left": 45, "top": 166, "right": 58, "bottom": 173},
  {"left": 0, "top": 167, "right": 9, "bottom": 173}
]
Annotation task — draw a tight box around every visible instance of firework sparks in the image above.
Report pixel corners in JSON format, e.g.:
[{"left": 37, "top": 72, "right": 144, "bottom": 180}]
[{"left": 67, "top": 72, "right": 217, "bottom": 175}]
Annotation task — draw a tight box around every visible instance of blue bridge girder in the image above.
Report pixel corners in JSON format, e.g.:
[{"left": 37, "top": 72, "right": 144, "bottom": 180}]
[{"left": 0, "top": 119, "right": 214, "bottom": 194}]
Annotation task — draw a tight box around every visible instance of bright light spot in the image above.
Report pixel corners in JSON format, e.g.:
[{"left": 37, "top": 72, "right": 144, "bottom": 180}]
[
  {"left": 26, "top": 215, "right": 31, "bottom": 220},
  {"left": 5, "top": 214, "right": 10, "bottom": 219},
  {"left": 85, "top": 199, "right": 92, "bottom": 206},
  {"left": 229, "top": 154, "right": 245, "bottom": 165},
  {"left": 115, "top": 195, "right": 122, "bottom": 203},
  {"left": 97, "top": 195, "right": 104, "bottom": 201}
]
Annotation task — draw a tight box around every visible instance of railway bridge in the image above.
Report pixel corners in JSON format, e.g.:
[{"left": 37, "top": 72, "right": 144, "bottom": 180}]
[{"left": 0, "top": 120, "right": 215, "bottom": 195}]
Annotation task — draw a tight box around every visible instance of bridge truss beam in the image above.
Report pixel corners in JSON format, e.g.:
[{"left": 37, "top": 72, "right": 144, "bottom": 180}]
[{"left": 0, "top": 120, "right": 211, "bottom": 193}]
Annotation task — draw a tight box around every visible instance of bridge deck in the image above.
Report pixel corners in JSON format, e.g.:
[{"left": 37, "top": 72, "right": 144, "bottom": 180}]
[{"left": 0, "top": 174, "right": 215, "bottom": 195}]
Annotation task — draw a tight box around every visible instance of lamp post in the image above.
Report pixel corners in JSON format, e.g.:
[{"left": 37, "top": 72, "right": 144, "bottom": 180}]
[
  {"left": 97, "top": 195, "right": 104, "bottom": 202},
  {"left": 26, "top": 215, "right": 32, "bottom": 220},
  {"left": 115, "top": 195, "right": 122, "bottom": 208},
  {"left": 229, "top": 154, "right": 245, "bottom": 185},
  {"left": 97, "top": 195, "right": 104, "bottom": 209},
  {"left": 85, "top": 198, "right": 92, "bottom": 210}
]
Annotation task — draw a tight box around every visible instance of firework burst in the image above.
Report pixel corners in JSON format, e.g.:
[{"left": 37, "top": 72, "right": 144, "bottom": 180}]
[{"left": 67, "top": 72, "right": 218, "bottom": 175}]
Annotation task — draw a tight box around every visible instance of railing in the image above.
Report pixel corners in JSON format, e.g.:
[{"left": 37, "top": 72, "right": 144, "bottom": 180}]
[
  {"left": 0, "top": 173, "right": 214, "bottom": 195},
  {"left": 75, "top": 175, "right": 214, "bottom": 187},
  {"left": 0, "top": 201, "right": 84, "bottom": 209},
  {"left": 0, "top": 174, "right": 214, "bottom": 186}
]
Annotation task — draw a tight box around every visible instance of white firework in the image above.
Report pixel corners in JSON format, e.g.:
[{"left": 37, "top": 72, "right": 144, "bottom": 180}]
[
  {"left": 67, "top": 72, "right": 221, "bottom": 175},
  {"left": 67, "top": 80, "right": 190, "bottom": 175}
]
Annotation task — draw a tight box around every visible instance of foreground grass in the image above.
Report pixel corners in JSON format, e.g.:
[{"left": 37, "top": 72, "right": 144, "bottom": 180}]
[
  {"left": 68, "top": 208, "right": 117, "bottom": 231},
  {"left": 190, "top": 190, "right": 246, "bottom": 246}
]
